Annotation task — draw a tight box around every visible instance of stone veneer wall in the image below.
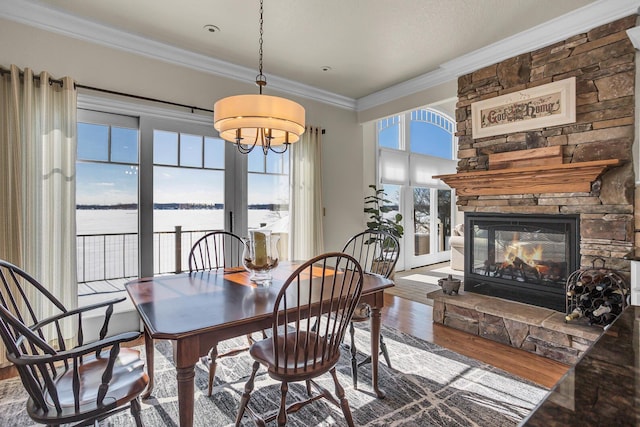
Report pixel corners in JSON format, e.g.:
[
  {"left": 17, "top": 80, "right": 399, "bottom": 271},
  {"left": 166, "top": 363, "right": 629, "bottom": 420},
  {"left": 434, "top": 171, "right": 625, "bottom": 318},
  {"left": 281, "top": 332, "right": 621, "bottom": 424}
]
[{"left": 455, "top": 15, "right": 636, "bottom": 273}]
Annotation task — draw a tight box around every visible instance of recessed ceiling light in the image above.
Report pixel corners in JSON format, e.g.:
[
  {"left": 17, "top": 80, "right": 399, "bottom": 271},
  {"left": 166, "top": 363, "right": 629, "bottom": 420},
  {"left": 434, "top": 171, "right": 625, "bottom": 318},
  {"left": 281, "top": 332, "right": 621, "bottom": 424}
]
[
  {"left": 321, "top": 66, "right": 332, "bottom": 72},
  {"left": 203, "top": 24, "right": 220, "bottom": 33}
]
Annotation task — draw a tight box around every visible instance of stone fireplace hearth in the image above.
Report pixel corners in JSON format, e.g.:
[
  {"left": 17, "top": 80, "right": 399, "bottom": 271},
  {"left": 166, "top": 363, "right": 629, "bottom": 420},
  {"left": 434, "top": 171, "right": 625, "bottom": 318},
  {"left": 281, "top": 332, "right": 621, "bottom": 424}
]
[
  {"left": 428, "top": 288, "right": 601, "bottom": 365},
  {"left": 429, "top": 16, "right": 636, "bottom": 363},
  {"left": 449, "top": 15, "right": 635, "bottom": 302}
]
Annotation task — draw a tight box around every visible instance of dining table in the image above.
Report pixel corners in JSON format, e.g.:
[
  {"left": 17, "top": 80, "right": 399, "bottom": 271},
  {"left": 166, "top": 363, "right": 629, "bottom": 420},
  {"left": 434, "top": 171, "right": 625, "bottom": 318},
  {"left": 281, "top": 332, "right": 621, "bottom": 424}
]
[{"left": 125, "top": 260, "right": 394, "bottom": 427}]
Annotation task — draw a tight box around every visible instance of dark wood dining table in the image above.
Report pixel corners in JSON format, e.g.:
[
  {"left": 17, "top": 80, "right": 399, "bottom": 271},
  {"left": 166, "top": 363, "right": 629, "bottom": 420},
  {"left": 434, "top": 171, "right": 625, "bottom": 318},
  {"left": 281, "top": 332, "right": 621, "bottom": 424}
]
[{"left": 125, "top": 261, "right": 394, "bottom": 427}]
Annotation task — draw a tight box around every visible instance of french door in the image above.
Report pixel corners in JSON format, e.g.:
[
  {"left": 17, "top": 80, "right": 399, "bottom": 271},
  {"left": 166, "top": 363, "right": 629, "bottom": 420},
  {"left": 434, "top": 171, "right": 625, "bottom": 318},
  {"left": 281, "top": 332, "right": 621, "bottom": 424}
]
[
  {"left": 406, "top": 186, "right": 453, "bottom": 268},
  {"left": 139, "top": 117, "right": 246, "bottom": 277},
  {"left": 376, "top": 107, "right": 458, "bottom": 271},
  {"left": 141, "top": 117, "right": 290, "bottom": 276}
]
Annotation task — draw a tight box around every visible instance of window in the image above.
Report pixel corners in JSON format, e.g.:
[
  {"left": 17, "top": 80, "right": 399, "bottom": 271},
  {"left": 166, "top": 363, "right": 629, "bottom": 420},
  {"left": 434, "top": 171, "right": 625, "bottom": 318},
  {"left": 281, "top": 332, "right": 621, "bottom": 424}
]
[
  {"left": 75, "top": 96, "right": 291, "bottom": 284},
  {"left": 376, "top": 107, "right": 457, "bottom": 269},
  {"left": 247, "top": 149, "right": 290, "bottom": 230},
  {"left": 410, "top": 109, "right": 455, "bottom": 159},
  {"left": 152, "top": 131, "right": 225, "bottom": 231},
  {"left": 152, "top": 129, "right": 226, "bottom": 273},
  {"left": 76, "top": 110, "right": 139, "bottom": 284},
  {"left": 377, "top": 115, "right": 402, "bottom": 149}
]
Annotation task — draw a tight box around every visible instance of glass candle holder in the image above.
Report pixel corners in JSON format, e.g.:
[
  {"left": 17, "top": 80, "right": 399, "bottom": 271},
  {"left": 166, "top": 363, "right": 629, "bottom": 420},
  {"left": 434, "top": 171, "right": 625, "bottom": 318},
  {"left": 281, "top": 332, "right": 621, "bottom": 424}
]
[{"left": 243, "top": 229, "right": 279, "bottom": 285}]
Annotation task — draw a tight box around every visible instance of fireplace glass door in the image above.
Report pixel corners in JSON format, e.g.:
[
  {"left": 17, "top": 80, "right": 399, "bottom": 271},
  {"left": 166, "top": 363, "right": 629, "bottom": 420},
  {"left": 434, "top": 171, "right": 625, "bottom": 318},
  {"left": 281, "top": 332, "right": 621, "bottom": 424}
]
[{"left": 465, "top": 213, "right": 579, "bottom": 311}]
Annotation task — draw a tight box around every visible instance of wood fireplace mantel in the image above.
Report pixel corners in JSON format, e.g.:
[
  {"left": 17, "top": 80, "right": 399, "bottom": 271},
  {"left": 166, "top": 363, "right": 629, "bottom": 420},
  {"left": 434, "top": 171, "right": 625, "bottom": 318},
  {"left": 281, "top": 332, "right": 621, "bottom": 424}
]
[{"left": 434, "top": 159, "right": 621, "bottom": 197}]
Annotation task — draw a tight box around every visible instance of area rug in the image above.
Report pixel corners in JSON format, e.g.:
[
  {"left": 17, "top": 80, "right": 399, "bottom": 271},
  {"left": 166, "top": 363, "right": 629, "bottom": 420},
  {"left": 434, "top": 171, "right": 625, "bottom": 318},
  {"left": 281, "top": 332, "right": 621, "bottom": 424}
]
[{"left": 0, "top": 325, "right": 547, "bottom": 427}]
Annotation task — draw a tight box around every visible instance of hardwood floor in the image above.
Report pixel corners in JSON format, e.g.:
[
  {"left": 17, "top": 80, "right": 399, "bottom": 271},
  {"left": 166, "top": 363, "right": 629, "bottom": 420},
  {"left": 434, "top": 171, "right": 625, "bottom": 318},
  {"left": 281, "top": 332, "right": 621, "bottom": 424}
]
[{"left": 382, "top": 293, "right": 569, "bottom": 389}]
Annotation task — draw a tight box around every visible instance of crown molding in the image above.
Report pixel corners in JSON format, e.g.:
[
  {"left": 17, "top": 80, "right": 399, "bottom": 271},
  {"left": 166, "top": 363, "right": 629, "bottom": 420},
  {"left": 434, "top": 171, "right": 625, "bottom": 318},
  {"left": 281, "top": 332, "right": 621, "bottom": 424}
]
[
  {"left": 0, "top": 0, "right": 357, "bottom": 111},
  {"left": 357, "top": 0, "right": 640, "bottom": 112},
  {"left": 439, "top": 0, "right": 639, "bottom": 75},
  {"left": 2, "top": 0, "right": 637, "bottom": 114}
]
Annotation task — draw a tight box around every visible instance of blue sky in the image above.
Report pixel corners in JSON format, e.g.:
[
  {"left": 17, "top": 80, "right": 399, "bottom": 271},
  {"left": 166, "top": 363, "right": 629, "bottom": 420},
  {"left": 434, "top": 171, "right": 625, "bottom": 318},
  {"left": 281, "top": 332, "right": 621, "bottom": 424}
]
[
  {"left": 379, "top": 115, "right": 454, "bottom": 159},
  {"left": 77, "top": 123, "right": 289, "bottom": 206}
]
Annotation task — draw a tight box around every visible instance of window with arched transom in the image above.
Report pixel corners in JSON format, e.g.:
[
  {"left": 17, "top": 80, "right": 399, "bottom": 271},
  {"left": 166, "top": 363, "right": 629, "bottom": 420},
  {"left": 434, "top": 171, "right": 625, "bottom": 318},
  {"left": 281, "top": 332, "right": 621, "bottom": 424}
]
[{"left": 376, "top": 107, "right": 458, "bottom": 270}]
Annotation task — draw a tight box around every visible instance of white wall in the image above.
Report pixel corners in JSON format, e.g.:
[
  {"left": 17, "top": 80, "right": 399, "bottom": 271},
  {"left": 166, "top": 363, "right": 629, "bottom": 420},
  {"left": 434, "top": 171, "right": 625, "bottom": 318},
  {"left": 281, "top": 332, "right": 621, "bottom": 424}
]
[{"left": 0, "top": 17, "right": 364, "bottom": 253}]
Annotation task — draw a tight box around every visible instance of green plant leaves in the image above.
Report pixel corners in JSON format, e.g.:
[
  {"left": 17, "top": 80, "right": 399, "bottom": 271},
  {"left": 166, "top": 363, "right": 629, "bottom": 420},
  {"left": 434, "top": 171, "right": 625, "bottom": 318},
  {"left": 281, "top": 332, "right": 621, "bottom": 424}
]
[{"left": 364, "top": 185, "right": 404, "bottom": 239}]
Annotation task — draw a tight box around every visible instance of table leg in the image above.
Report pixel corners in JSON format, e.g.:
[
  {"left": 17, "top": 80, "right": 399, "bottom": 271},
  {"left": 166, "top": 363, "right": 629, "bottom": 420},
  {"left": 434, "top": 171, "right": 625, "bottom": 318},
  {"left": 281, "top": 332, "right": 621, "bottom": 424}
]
[
  {"left": 370, "top": 306, "right": 386, "bottom": 398},
  {"left": 175, "top": 337, "right": 200, "bottom": 427},
  {"left": 177, "top": 364, "right": 196, "bottom": 427},
  {"left": 142, "top": 327, "right": 154, "bottom": 399}
]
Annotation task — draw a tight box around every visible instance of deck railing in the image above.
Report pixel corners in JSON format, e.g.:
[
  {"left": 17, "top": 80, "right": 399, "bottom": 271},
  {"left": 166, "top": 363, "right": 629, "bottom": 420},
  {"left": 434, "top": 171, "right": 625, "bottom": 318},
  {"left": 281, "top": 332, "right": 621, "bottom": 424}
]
[{"left": 76, "top": 227, "right": 214, "bottom": 283}]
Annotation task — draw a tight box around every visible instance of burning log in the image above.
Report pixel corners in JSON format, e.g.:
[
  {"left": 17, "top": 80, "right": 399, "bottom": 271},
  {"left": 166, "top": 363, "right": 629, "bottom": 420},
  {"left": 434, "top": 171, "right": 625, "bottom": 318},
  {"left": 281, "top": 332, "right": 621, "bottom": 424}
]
[
  {"left": 512, "top": 256, "right": 542, "bottom": 282},
  {"left": 532, "top": 260, "right": 566, "bottom": 281}
]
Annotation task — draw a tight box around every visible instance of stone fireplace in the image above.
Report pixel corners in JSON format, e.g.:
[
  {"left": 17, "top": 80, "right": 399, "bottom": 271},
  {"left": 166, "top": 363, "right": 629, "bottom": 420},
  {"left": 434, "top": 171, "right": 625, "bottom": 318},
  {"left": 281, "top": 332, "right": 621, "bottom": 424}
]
[
  {"left": 450, "top": 15, "right": 636, "bottom": 300},
  {"left": 464, "top": 213, "right": 579, "bottom": 312},
  {"left": 428, "top": 16, "right": 637, "bottom": 364}
]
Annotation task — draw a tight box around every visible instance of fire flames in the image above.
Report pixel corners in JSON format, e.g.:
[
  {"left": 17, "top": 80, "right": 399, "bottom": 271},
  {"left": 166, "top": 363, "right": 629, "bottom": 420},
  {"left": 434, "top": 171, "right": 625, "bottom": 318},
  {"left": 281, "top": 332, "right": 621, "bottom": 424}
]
[
  {"left": 493, "top": 235, "right": 564, "bottom": 282},
  {"left": 503, "top": 241, "right": 543, "bottom": 269}
]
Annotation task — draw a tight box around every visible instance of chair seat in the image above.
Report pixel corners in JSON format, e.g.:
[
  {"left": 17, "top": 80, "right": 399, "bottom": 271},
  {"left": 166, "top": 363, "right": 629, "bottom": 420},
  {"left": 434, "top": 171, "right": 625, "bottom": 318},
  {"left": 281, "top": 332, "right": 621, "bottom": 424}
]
[
  {"left": 29, "top": 348, "right": 148, "bottom": 423},
  {"left": 250, "top": 331, "right": 340, "bottom": 382}
]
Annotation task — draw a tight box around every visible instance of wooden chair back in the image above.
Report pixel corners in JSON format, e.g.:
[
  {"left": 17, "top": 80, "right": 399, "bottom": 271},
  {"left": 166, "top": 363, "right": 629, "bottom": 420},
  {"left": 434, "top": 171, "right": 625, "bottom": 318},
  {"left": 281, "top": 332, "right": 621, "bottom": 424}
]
[
  {"left": 271, "top": 252, "right": 363, "bottom": 376},
  {"left": 188, "top": 230, "right": 245, "bottom": 272},
  {"left": 341, "top": 230, "right": 400, "bottom": 279},
  {"left": 0, "top": 261, "right": 68, "bottom": 412},
  {"left": 0, "top": 260, "right": 67, "bottom": 331},
  {"left": 0, "top": 260, "right": 146, "bottom": 425}
]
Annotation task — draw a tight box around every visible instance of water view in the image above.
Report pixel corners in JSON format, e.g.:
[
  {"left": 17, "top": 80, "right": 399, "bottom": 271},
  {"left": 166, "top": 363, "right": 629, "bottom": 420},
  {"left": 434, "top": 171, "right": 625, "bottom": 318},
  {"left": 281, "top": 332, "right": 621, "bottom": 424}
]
[
  {"left": 76, "top": 208, "right": 285, "bottom": 234},
  {"left": 76, "top": 208, "right": 288, "bottom": 283}
]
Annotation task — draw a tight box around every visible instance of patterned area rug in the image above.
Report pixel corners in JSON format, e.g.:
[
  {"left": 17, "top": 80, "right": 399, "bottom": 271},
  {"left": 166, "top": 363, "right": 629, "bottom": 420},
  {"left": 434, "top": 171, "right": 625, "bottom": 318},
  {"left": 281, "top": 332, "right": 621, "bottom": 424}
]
[{"left": 0, "top": 325, "right": 546, "bottom": 426}]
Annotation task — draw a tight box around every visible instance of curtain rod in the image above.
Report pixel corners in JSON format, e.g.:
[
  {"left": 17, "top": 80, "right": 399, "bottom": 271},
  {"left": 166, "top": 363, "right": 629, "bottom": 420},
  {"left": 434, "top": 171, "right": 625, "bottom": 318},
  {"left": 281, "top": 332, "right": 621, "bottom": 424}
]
[
  {"left": 0, "top": 67, "right": 64, "bottom": 86},
  {"left": 76, "top": 84, "right": 213, "bottom": 113},
  {"left": 0, "top": 67, "right": 213, "bottom": 114},
  {"left": 305, "top": 126, "right": 326, "bottom": 134}
]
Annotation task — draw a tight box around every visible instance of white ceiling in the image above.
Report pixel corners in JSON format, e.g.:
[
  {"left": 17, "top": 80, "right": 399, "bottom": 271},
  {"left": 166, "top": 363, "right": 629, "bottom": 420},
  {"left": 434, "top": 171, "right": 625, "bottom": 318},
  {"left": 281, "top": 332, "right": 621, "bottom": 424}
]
[{"left": 2, "top": 0, "right": 639, "bottom": 110}]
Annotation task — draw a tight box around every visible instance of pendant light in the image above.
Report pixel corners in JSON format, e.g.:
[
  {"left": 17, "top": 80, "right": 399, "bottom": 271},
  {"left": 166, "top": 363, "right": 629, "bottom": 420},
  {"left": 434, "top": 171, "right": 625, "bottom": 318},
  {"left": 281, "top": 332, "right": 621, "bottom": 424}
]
[{"left": 213, "top": 0, "right": 305, "bottom": 154}]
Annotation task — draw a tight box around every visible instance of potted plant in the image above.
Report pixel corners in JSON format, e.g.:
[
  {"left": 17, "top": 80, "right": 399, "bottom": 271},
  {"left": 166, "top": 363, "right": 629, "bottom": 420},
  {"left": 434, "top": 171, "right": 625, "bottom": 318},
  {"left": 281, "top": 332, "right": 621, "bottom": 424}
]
[{"left": 364, "top": 185, "right": 404, "bottom": 277}]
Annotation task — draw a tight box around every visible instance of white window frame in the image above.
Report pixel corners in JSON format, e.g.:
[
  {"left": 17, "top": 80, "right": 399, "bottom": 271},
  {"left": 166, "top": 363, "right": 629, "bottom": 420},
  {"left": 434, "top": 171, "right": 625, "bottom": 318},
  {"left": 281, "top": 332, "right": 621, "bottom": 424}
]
[{"left": 376, "top": 107, "right": 458, "bottom": 269}]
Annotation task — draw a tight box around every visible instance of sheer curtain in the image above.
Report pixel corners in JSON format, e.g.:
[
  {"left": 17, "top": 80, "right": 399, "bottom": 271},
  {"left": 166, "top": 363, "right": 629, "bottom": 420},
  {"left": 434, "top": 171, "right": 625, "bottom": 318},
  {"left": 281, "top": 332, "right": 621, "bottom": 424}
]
[
  {"left": 0, "top": 65, "right": 77, "bottom": 365},
  {"left": 289, "top": 126, "right": 324, "bottom": 260}
]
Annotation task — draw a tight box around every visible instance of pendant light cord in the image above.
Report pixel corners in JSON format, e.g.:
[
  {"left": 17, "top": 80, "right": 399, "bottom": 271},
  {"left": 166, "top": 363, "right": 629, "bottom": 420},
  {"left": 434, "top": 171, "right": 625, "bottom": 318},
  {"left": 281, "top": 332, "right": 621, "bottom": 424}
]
[{"left": 256, "top": 0, "right": 266, "bottom": 94}]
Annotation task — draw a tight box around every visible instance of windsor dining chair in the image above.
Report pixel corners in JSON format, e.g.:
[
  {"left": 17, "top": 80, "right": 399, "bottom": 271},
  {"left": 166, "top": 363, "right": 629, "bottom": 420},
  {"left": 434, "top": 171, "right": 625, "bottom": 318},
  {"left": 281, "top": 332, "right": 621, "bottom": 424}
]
[
  {"left": 235, "top": 252, "right": 364, "bottom": 426},
  {"left": 188, "top": 230, "right": 259, "bottom": 397},
  {"left": 0, "top": 260, "right": 148, "bottom": 426},
  {"left": 341, "top": 230, "right": 399, "bottom": 389}
]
